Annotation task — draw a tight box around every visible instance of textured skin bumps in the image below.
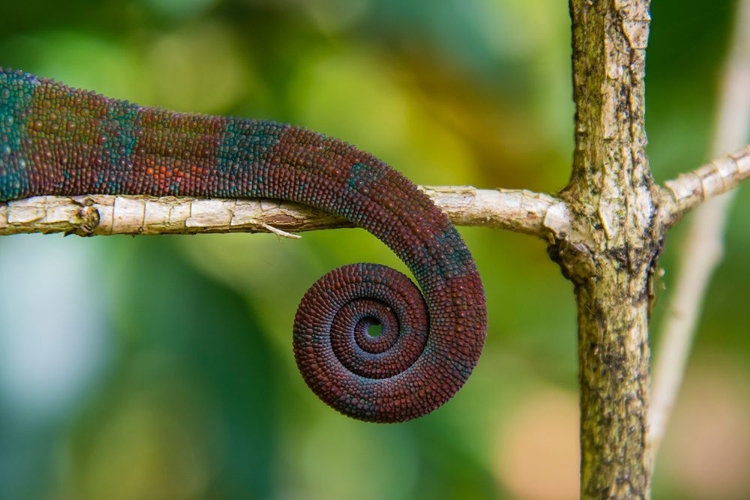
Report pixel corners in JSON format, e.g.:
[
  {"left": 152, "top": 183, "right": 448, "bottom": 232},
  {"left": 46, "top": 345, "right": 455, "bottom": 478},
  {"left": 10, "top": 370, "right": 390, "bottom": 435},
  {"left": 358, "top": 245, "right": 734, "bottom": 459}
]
[{"left": 0, "top": 68, "right": 487, "bottom": 422}]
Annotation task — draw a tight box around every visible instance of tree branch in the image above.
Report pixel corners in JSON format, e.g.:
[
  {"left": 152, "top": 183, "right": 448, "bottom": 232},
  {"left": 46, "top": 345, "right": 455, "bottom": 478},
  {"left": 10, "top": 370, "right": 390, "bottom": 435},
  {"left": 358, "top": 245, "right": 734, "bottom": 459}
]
[
  {"left": 6, "top": 149, "right": 750, "bottom": 241},
  {"left": 0, "top": 186, "right": 571, "bottom": 239},
  {"left": 562, "top": 1, "right": 655, "bottom": 498},
  {"left": 660, "top": 145, "right": 750, "bottom": 226}
]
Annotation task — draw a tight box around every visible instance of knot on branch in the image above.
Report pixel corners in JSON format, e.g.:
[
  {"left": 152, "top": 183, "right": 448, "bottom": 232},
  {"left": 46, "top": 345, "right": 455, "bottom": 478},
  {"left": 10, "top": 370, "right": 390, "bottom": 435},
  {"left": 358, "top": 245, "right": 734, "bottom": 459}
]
[{"left": 547, "top": 235, "right": 597, "bottom": 286}]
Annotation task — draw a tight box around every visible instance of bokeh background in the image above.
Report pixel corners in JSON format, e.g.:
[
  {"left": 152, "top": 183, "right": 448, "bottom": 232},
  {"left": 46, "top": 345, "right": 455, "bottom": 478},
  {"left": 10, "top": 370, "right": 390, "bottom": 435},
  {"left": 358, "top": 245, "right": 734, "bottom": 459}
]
[{"left": 0, "top": 1, "right": 748, "bottom": 499}]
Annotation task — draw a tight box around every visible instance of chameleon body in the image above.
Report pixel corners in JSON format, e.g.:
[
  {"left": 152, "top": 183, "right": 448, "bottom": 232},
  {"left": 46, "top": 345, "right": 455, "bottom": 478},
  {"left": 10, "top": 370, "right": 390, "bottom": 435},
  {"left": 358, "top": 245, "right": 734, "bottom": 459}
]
[{"left": 0, "top": 68, "right": 486, "bottom": 423}]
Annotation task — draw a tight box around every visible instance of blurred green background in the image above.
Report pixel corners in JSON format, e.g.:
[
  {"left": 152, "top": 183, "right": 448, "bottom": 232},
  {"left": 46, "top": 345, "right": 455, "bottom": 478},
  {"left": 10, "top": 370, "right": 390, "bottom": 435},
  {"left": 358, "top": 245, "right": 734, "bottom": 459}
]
[{"left": 0, "top": 1, "right": 748, "bottom": 499}]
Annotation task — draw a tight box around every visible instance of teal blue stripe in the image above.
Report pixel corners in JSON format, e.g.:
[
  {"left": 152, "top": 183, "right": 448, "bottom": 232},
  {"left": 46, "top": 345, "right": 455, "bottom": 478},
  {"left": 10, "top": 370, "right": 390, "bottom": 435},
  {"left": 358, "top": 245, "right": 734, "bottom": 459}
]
[
  {"left": 93, "top": 100, "right": 141, "bottom": 193},
  {"left": 216, "top": 119, "right": 285, "bottom": 197},
  {"left": 0, "top": 70, "right": 39, "bottom": 201}
]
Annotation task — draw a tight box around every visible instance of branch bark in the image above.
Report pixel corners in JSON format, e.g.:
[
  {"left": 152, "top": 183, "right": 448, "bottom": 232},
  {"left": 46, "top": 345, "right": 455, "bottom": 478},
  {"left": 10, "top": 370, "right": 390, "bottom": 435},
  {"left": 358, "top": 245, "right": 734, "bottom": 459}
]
[
  {"left": 560, "top": 1, "right": 655, "bottom": 498},
  {"left": 660, "top": 146, "right": 750, "bottom": 225},
  {"left": 0, "top": 187, "right": 572, "bottom": 239},
  {"left": 5, "top": 148, "right": 749, "bottom": 240}
]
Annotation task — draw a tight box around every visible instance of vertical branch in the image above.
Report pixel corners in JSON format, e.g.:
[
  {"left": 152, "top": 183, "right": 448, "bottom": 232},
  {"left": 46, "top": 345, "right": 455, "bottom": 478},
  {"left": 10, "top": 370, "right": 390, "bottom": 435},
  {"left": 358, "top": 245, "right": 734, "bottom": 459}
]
[
  {"left": 649, "top": 0, "right": 750, "bottom": 460},
  {"left": 560, "top": 1, "right": 656, "bottom": 498}
]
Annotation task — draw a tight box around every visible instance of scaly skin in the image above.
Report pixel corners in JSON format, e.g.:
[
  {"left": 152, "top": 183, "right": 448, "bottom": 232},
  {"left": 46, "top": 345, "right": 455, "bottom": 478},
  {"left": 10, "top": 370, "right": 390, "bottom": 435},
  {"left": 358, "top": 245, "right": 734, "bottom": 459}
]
[{"left": 0, "top": 68, "right": 486, "bottom": 422}]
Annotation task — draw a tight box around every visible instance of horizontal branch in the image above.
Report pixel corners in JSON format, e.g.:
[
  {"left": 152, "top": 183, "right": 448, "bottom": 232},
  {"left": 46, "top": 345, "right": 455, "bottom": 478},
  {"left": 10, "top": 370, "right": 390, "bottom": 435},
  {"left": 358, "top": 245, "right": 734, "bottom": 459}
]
[
  {"left": 0, "top": 186, "right": 571, "bottom": 239},
  {"left": 660, "top": 145, "right": 750, "bottom": 225},
  {"left": 4, "top": 146, "right": 749, "bottom": 241}
]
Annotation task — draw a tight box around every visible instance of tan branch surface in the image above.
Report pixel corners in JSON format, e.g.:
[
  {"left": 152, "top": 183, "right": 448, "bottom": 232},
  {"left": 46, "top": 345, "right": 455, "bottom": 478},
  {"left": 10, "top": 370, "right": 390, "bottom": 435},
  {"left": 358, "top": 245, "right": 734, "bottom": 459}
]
[
  {"left": 4, "top": 154, "right": 749, "bottom": 240},
  {"left": 0, "top": 187, "right": 571, "bottom": 239},
  {"left": 660, "top": 146, "right": 750, "bottom": 225}
]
